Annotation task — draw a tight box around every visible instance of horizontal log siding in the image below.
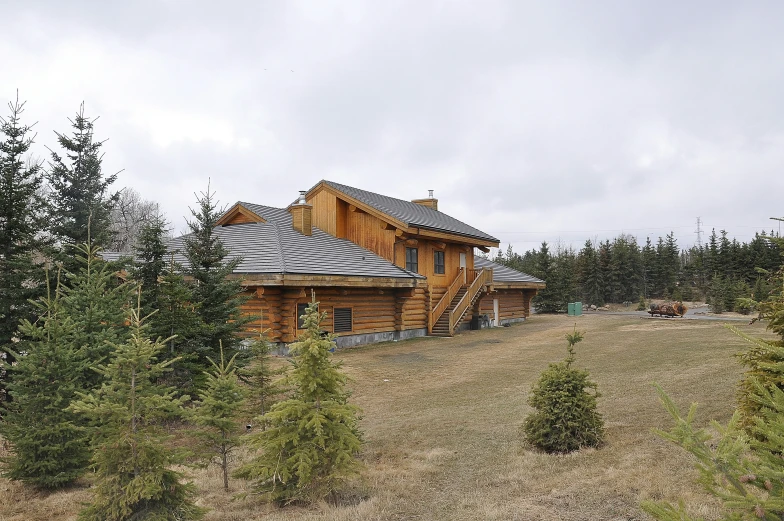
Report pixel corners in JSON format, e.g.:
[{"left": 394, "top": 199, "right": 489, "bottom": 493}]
[
  {"left": 240, "top": 286, "right": 428, "bottom": 344},
  {"left": 479, "top": 290, "right": 530, "bottom": 321}
]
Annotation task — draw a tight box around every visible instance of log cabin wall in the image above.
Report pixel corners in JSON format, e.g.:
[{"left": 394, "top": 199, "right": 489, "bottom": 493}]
[
  {"left": 239, "top": 286, "right": 428, "bottom": 345},
  {"left": 478, "top": 290, "right": 532, "bottom": 322},
  {"left": 393, "top": 240, "right": 473, "bottom": 287}
]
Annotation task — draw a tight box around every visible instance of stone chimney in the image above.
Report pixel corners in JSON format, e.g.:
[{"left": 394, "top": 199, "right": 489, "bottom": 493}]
[
  {"left": 411, "top": 189, "right": 438, "bottom": 211},
  {"left": 288, "top": 190, "right": 312, "bottom": 236}
]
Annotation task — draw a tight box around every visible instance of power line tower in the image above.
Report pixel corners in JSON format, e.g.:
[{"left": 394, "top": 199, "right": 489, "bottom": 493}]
[
  {"left": 771, "top": 216, "right": 783, "bottom": 237},
  {"left": 695, "top": 217, "right": 703, "bottom": 248}
]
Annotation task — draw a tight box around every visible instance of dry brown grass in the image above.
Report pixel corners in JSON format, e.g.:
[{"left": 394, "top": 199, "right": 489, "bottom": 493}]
[{"left": 1, "top": 314, "right": 770, "bottom": 521}]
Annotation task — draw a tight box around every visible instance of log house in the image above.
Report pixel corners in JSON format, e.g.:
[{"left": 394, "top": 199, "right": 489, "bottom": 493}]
[{"left": 165, "top": 181, "right": 545, "bottom": 348}]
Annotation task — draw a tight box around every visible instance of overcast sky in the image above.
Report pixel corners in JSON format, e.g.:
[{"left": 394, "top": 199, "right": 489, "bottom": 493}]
[{"left": 3, "top": 1, "right": 784, "bottom": 255}]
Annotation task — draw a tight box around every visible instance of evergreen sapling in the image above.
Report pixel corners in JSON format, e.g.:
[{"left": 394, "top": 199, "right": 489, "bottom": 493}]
[
  {"left": 191, "top": 342, "right": 247, "bottom": 492},
  {"left": 523, "top": 327, "right": 604, "bottom": 453},
  {"left": 69, "top": 298, "right": 205, "bottom": 521},
  {"left": 234, "top": 299, "right": 363, "bottom": 503}
]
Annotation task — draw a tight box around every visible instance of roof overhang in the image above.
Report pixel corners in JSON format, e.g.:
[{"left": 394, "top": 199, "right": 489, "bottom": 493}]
[{"left": 490, "top": 282, "right": 546, "bottom": 290}]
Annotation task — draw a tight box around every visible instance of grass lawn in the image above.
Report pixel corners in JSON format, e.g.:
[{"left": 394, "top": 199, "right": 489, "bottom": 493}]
[{"left": 0, "top": 314, "right": 772, "bottom": 521}]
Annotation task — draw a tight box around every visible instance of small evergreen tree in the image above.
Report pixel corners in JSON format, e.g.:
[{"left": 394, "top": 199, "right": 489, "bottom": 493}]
[
  {"left": 642, "top": 378, "right": 784, "bottom": 521},
  {"left": 234, "top": 299, "right": 363, "bottom": 503},
  {"left": 523, "top": 328, "right": 604, "bottom": 453},
  {"left": 191, "top": 343, "right": 247, "bottom": 491},
  {"left": 241, "top": 320, "right": 286, "bottom": 419},
  {"left": 69, "top": 300, "right": 205, "bottom": 521},
  {"left": 47, "top": 103, "right": 118, "bottom": 258},
  {"left": 0, "top": 272, "right": 91, "bottom": 488}
]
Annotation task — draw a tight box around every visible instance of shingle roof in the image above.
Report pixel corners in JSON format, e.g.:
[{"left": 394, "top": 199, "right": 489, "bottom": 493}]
[
  {"left": 473, "top": 256, "right": 545, "bottom": 285},
  {"left": 166, "top": 202, "right": 423, "bottom": 280},
  {"left": 318, "top": 180, "right": 499, "bottom": 243}
]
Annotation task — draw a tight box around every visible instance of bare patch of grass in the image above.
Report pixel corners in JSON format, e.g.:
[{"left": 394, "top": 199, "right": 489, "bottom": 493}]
[{"left": 1, "top": 314, "right": 767, "bottom": 520}]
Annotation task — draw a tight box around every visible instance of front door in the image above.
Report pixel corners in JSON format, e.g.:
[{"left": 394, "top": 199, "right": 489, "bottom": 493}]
[{"left": 459, "top": 253, "right": 467, "bottom": 283}]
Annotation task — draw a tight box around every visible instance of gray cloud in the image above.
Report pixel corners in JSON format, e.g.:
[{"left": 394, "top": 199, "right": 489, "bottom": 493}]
[{"left": 3, "top": 0, "right": 784, "bottom": 255}]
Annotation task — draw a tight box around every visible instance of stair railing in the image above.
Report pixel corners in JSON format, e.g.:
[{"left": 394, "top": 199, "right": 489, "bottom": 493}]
[
  {"left": 430, "top": 268, "right": 465, "bottom": 332},
  {"left": 448, "top": 268, "right": 494, "bottom": 335}
]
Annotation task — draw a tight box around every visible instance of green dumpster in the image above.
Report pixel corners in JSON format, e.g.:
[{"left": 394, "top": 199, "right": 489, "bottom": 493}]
[
  {"left": 575, "top": 302, "right": 583, "bottom": 316},
  {"left": 567, "top": 302, "right": 575, "bottom": 316}
]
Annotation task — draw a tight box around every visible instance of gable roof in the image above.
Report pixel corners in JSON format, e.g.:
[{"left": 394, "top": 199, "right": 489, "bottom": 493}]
[
  {"left": 473, "top": 255, "right": 545, "bottom": 285},
  {"left": 166, "top": 202, "right": 423, "bottom": 281},
  {"left": 310, "top": 180, "right": 499, "bottom": 244}
]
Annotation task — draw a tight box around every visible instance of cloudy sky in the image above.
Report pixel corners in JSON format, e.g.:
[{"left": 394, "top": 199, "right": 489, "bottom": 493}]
[{"left": 3, "top": 1, "right": 784, "bottom": 255}]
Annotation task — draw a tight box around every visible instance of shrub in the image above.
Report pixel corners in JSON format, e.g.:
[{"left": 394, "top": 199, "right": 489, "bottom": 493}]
[{"left": 523, "top": 329, "right": 604, "bottom": 453}]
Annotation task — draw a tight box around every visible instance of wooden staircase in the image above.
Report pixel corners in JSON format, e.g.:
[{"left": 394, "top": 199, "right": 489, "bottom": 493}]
[
  {"left": 429, "top": 267, "right": 494, "bottom": 337},
  {"left": 431, "top": 287, "right": 468, "bottom": 336}
]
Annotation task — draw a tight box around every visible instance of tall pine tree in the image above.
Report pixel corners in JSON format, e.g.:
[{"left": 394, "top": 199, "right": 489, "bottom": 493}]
[
  {"left": 183, "top": 186, "right": 247, "bottom": 366},
  {"left": 130, "top": 211, "right": 169, "bottom": 318},
  {"left": 0, "top": 94, "right": 50, "bottom": 401},
  {"left": 47, "top": 103, "right": 118, "bottom": 264}
]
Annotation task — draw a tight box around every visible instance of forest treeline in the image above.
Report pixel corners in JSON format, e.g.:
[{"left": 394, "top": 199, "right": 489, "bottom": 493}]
[{"left": 493, "top": 230, "right": 782, "bottom": 313}]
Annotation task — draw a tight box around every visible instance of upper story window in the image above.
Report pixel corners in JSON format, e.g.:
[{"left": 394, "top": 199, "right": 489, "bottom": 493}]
[
  {"left": 434, "top": 250, "right": 445, "bottom": 274},
  {"left": 405, "top": 247, "right": 418, "bottom": 273}
]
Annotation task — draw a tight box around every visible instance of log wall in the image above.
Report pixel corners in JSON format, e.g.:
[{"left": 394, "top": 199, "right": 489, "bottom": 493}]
[
  {"left": 478, "top": 289, "right": 537, "bottom": 322},
  {"left": 239, "top": 286, "right": 428, "bottom": 343}
]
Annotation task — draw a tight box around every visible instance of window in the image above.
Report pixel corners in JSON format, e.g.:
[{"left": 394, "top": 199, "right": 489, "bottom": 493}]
[
  {"left": 405, "top": 247, "right": 418, "bottom": 273},
  {"left": 333, "top": 307, "right": 353, "bottom": 333},
  {"left": 296, "top": 303, "right": 317, "bottom": 329},
  {"left": 434, "top": 250, "right": 445, "bottom": 274}
]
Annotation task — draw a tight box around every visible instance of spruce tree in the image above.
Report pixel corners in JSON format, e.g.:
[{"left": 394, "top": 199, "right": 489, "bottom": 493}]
[
  {"left": 183, "top": 186, "right": 247, "bottom": 366},
  {"left": 191, "top": 343, "right": 247, "bottom": 491},
  {"left": 234, "top": 299, "right": 362, "bottom": 503},
  {"left": 523, "top": 328, "right": 604, "bottom": 453},
  {"left": 69, "top": 301, "right": 205, "bottom": 521},
  {"left": 47, "top": 103, "right": 118, "bottom": 261},
  {"left": 0, "top": 272, "right": 91, "bottom": 488},
  {"left": 0, "top": 93, "right": 50, "bottom": 401},
  {"left": 130, "top": 210, "right": 169, "bottom": 318},
  {"left": 531, "top": 242, "right": 558, "bottom": 313},
  {"left": 241, "top": 321, "right": 285, "bottom": 418},
  {"left": 60, "top": 241, "right": 133, "bottom": 390}
]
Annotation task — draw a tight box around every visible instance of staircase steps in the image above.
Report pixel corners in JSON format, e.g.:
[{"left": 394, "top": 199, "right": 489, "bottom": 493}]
[{"left": 431, "top": 288, "right": 468, "bottom": 337}]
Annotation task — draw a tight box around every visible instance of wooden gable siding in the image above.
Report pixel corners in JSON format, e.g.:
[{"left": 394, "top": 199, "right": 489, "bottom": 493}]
[
  {"left": 478, "top": 289, "right": 537, "bottom": 322},
  {"left": 347, "top": 210, "right": 396, "bottom": 262},
  {"left": 310, "top": 190, "right": 337, "bottom": 235},
  {"left": 217, "top": 203, "right": 265, "bottom": 226},
  {"left": 240, "top": 286, "right": 428, "bottom": 344}
]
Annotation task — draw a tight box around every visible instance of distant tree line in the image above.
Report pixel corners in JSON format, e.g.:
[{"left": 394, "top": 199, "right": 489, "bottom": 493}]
[{"left": 494, "top": 230, "right": 781, "bottom": 313}]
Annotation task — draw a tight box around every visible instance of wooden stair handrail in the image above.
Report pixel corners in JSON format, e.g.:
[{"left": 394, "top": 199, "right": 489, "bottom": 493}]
[
  {"left": 448, "top": 268, "right": 494, "bottom": 335},
  {"left": 430, "top": 268, "right": 465, "bottom": 331}
]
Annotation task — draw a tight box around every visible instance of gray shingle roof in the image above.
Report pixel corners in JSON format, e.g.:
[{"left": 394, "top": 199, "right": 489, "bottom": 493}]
[
  {"left": 166, "top": 202, "right": 423, "bottom": 280},
  {"left": 474, "top": 256, "right": 545, "bottom": 285},
  {"left": 319, "top": 180, "right": 499, "bottom": 243}
]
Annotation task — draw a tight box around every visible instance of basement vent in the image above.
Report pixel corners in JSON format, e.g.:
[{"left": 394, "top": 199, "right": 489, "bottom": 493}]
[{"left": 333, "top": 307, "right": 353, "bottom": 333}]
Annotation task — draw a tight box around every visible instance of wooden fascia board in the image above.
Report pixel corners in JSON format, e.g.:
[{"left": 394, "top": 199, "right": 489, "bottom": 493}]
[
  {"left": 216, "top": 203, "right": 266, "bottom": 226},
  {"left": 408, "top": 227, "right": 499, "bottom": 248},
  {"left": 235, "top": 273, "right": 425, "bottom": 289}
]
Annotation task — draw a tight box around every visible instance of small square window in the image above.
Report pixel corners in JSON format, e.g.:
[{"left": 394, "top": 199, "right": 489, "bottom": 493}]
[
  {"left": 434, "top": 251, "right": 445, "bottom": 274},
  {"left": 406, "top": 247, "right": 418, "bottom": 273}
]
